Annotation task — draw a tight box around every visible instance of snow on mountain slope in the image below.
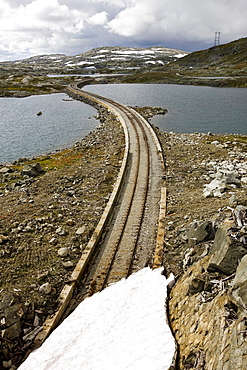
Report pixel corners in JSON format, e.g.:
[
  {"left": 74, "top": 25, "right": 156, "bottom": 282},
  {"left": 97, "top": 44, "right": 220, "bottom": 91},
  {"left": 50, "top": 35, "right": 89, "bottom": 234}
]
[{"left": 2, "top": 46, "right": 188, "bottom": 75}]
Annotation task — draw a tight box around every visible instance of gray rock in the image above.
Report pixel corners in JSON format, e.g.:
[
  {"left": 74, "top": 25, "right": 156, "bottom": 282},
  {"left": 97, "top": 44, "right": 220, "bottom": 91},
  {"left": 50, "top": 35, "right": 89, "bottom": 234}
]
[
  {"left": 0, "top": 292, "right": 17, "bottom": 311},
  {"left": 76, "top": 226, "right": 85, "bottom": 235},
  {"left": 57, "top": 247, "right": 69, "bottom": 257},
  {"left": 187, "top": 220, "right": 215, "bottom": 246},
  {"left": 211, "top": 140, "right": 220, "bottom": 145},
  {"left": 188, "top": 277, "right": 205, "bottom": 296},
  {"left": 203, "top": 178, "right": 226, "bottom": 198},
  {"left": 0, "top": 293, "right": 28, "bottom": 341},
  {"left": 56, "top": 227, "right": 66, "bottom": 236},
  {"left": 66, "top": 219, "right": 76, "bottom": 226},
  {"left": 229, "top": 194, "right": 238, "bottom": 206},
  {"left": 231, "top": 254, "right": 247, "bottom": 311},
  {"left": 188, "top": 238, "right": 198, "bottom": 248},
  {"left": 2, "top": 360, "right": 12, "bottom": 369},
  {"left": 62, "top": 261, "right": 74, "bottom": 269},
  {"left": 39, "top": 283, "right": 52, "bottom": 295},
  {"left": 21, "top": 163, "right": 44, "bottom": 177},
  {"left": 0, "top": 235, "right": 9, "bottom": 244},
  {"left": 4, "top": 304, "right": 25, "bottom": 328},
  {"left": 0, "top": 167, "right": 13, "bottom": 174},
  {"left": 203, "top": 171, "right": 241, "bottom": 198},
  {"left": 2, "top": 321, "right": 21, "bottom": 340},
  {"left": 208, "top": 221, "right": 247, "bottom": 275}
]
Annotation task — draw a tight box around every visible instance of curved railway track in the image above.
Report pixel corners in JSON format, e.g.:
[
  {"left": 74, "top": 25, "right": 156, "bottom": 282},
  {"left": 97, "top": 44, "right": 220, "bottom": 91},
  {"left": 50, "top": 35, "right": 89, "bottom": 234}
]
[{"left": 34, "top": 82, "right": 166, "bottom": 347}]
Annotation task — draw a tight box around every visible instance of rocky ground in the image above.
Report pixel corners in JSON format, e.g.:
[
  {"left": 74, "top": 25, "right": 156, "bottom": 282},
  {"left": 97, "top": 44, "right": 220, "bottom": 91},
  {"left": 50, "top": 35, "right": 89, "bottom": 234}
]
[
  {"left": 157, "top": 129, "right": 247, "bottom": 277},
  {"left": 156, "top": 128, "right": 247, "bottom": 369},
  {"left": 0, "top": 108, "right": 125, "bottom": 368},
  {"left": 0, "top": 105, "right": 247, "bottom": 369}
]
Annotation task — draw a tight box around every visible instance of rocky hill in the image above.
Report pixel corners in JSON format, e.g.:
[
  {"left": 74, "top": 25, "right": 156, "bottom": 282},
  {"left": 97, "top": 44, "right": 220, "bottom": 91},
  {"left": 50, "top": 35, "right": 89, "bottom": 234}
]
[
  {"left": 0, "top": 46, "right": 189, "bottom": 97},
  {"left": 0, "top": 46, "right": 188, "bottom": 76},
  {"left": 123, "top": 38, "right": 247, "bottom": 87},
  {"left": 173, "top": 37, "right": 247, "bottom": 71}
]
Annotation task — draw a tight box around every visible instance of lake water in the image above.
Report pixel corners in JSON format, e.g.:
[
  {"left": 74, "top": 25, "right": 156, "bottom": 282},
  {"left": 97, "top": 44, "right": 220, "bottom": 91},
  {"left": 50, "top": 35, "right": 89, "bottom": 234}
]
[
  {"left": 86, "top": 84, "right": 247, "bottom": 135},
  {"left": 1, "top": 84, "right": 246, "bottom": 164},
  {"left": 0, "top": 93, "right": 98, "bottom": 164}
]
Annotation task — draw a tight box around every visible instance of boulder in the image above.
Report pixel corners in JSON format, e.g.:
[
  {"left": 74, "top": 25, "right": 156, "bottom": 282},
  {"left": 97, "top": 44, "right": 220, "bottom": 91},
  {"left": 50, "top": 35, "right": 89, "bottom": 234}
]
[
  {"left": 186, "top": 220, "right": 215, "bottom": 246},
  {"left": 0, "top": 292, "right": 28, "bottom": 340},
  {"left": 21, "top": 163, "right": 44, "bottom": 177},
  {"left": 2, "top": 321, "right": 21, "bottom": 340},
  {"left": 231, "top": 254, "right": 247, "bottom": 311},
  {"left": 203, "top": 171, "right": 241, "bottom": 198},
  {"left": 208, "top": 221, "right": 247, "bottom": 275}
]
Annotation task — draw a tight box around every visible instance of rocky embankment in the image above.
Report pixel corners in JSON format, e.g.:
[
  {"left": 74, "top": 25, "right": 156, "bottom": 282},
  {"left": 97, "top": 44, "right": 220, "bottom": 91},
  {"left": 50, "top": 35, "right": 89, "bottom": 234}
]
[
  {"left": 156, "top": 130, "right": 247, "bottom": 369},
  {"left": 0, "top": 108, "right": 125, "bottom": 369},
  {"left": 0, "top": 105, "right": 247, "bottom": 369}
]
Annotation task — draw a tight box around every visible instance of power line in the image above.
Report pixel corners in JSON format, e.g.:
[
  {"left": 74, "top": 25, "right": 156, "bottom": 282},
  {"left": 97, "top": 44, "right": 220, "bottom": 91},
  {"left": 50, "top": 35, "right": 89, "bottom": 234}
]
[{"left": 214, "top": 31, "right": 221, "bottom": 46}]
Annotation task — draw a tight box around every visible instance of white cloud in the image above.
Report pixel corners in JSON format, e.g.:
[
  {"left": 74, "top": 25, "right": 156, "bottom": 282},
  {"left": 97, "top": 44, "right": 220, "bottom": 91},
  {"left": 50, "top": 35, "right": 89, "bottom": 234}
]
[
  {"left": 106, "top": 3, "right": 155, "bottom": 37},
  {"left": 106, "top": 0, "right": 247, "bottom": 45},
  {"left": 88, "top": 11, "right": 108, "bottom": 26},
  {"left": 0, "top": 0, "right": 246, "bottom": 61},
  {"left": 0, "top": 0, "right": 89, "bottom": 58}
]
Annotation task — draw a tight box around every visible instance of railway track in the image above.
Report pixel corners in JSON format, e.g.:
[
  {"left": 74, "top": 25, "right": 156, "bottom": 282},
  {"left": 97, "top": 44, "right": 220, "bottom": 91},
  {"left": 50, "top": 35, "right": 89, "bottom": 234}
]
[{"left": 34, "top": 82, "right": 166, "bottom": 347}]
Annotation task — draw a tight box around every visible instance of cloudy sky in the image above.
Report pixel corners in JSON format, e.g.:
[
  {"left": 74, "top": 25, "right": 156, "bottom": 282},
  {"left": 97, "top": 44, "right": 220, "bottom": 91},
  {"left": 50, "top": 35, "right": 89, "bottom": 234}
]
[{"left": 0, "top": 0, "right": 246, "bottom": 61}]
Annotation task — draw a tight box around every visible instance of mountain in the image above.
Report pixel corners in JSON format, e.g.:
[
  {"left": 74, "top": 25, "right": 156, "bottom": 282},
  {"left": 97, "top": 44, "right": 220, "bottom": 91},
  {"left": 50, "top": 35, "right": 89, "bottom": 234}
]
[{"left": 0, "top": 46, "right": 188, "bottom": 75}]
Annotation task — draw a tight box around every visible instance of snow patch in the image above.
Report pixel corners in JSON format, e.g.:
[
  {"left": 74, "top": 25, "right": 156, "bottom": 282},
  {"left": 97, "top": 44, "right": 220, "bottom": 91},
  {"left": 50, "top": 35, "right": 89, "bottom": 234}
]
[
  {"left": 173, "top": 53, "right": 188, "bottom": 58},
  {"left": 110, "top": 57, "right": 128, "bottom": 61},
  {"left": 19, "top": 268, "right": 176, "bottom": 370},
  {"left": 91, "top": 54, "right": 108, "bottom": 59},
  {"left": 65, "top": 61, "right": 93, "bottom": 66},
  {"left": 112, "top": 50, "right": 155, "bottom": 55}
]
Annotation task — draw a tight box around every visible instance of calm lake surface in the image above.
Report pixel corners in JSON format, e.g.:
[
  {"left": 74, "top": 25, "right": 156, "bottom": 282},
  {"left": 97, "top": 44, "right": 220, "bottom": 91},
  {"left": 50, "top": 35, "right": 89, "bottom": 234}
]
[
  {"left": 0, "top": 93, "right": 98, "bottom": 164},
  {"left": 86, "top": 84, "right": 247, "bottom": 135},
  {"left": 1, "top": 84, "right": 246, "bottom": 164}
]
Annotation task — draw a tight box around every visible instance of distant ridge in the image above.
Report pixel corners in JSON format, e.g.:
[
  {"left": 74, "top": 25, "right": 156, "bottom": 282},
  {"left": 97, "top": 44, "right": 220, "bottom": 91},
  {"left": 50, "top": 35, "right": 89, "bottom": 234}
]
[
  {"left": 0, "top": 40, "right": 246, "bottom": 96},
  {"left": 174, "top": 37, "right": 247, "bottom": 70},
  {"left": 0, "top": 46, "right": 188, "bottom": 74}
]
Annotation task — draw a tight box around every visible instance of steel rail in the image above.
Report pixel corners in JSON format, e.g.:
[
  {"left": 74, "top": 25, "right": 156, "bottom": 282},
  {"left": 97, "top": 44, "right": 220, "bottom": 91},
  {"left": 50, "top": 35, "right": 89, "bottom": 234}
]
[
  {"left": 85, "top": 106, "right": 150, "bottom": 294},
  {"left": 33, "top": 82, "right": 166, "bottom": 348}
]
